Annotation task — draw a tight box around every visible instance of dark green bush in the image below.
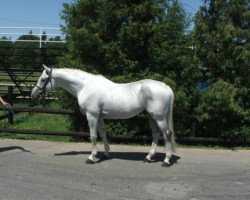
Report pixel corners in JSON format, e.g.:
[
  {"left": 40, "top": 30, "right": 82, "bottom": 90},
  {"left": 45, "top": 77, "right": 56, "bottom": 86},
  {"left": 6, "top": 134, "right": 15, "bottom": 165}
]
[{"left": 196, "top": 80, "right": 249, "bottom": 140}]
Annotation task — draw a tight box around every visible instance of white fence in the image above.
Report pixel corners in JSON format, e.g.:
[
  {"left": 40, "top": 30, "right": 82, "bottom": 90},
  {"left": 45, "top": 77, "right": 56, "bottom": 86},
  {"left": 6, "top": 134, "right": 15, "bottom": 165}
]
[{"left": 0, "top": 26, "right": 66, "bottom": 48}]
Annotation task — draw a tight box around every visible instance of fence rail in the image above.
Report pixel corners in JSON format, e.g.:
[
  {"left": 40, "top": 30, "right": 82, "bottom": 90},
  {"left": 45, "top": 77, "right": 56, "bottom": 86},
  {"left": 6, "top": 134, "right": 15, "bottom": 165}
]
[
  {"left": 0, "top": 68, "right": 42, "bottom": 73},
  {"left": 0, "top": 87, "right": 249, "bottom": 145},
  {"left": 0, "top": 106, "right": 74, "bottom": 115},
  {"left": 0, "top": 127, "right": 88, "bottom": 138},
  {"left": 0, "top": 127, "right": 249, "bottom": 145},
  {"left": 1, "top": 104, "right": 249, "bottom": 145},
  {"left": 0, "top": 26, "right": 66, "bottom": 48}
]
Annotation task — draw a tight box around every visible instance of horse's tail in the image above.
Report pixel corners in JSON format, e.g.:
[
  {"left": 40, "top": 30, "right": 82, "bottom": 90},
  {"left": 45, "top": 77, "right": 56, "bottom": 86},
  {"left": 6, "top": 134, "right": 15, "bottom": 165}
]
[{"left": 167, "top": 89, "right": 175, "bottom": 153}]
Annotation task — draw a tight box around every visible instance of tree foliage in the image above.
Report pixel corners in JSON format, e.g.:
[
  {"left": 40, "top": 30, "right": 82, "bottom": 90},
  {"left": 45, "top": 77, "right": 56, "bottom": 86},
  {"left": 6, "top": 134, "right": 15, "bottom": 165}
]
[
  {"left": 61, "top": 0, "right": 200, "bottom": 137},
  {"left": 62, "top": 0, "right": 195, "bottom": 78},
  {"left": 57, "top": 0, "right": 250, "bottom": 140},
  {"left": 194, "top": 0, "right": 249, "bottom": 139},
  {"left": 0, "top": 31, "right": 66, "bottom": 69},
  {"left": 195, "top": 0, "right": 249, "bottom": 85},
  {"left": 196, "top": 79, "right": 249, "bottom": 139}
]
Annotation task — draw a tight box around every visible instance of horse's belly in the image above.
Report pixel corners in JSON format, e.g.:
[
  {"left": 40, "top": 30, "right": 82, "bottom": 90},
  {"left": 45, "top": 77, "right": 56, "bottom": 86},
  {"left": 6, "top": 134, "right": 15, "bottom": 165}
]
[{"left": 102, "top": 106, "right": 144, "bottom": 119}]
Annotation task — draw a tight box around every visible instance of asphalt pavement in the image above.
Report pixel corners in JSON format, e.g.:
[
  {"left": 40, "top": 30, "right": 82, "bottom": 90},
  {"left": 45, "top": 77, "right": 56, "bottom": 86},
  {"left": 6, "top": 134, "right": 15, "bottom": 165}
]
[{"left": 0, "top": 139, "right": 249, "bottom": 200}]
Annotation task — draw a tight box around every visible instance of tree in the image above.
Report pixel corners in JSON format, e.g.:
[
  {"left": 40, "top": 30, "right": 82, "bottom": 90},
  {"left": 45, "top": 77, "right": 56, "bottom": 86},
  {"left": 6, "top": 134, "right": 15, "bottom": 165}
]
[
  {"left": 196, "top": 79, "right": 248, "bottom": 139},
  {"left": 18, "top": 30, "right": 40, "bottom": 41},
  {"left": 194, "top": 0, "right": 250, "bottom": 139},
  {"left": 195, "top": 0, "right": 249, "bottom": 87},
  {"left": 62, "top": 0, "right": 195, "bottom": 77},
  {"left": 61, "top": 0, "right": 199, "bottom": 137},
  {"left": 42, "top": 31, "right": 47, "bottom": 42},
  {"left": 0, "top": 37, "right": 14, "bottom": 69}
]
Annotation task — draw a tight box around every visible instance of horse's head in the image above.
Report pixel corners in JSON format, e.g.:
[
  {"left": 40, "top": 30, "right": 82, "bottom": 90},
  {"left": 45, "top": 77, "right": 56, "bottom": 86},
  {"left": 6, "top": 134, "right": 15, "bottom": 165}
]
[{"left": 31, "top": 64, "right": 54, "bottom": 99}]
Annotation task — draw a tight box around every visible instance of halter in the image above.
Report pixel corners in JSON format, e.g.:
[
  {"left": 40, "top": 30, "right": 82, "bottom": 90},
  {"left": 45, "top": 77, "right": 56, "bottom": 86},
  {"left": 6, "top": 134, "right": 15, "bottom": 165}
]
[{"left": 34, "top": 68, "right": 53, "bottom": 96}]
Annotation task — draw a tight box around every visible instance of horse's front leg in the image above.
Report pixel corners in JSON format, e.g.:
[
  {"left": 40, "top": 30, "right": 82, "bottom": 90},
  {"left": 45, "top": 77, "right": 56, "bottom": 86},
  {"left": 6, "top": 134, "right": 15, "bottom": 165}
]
[{"left": 85, "top": 112, "right": 99, "bottom": 164}]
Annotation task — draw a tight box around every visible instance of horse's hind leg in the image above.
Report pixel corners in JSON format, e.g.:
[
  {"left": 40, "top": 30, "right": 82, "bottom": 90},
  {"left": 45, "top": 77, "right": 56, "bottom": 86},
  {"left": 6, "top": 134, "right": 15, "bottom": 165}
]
[
  {"left": 144, "top": 117, "right": 160, "bottom": 163},
  {"left": 155, "top": 118, "right": 173, "bottom": 167},
  {"left": 98, "top": 118, "right": 111, "bottom": 159}
]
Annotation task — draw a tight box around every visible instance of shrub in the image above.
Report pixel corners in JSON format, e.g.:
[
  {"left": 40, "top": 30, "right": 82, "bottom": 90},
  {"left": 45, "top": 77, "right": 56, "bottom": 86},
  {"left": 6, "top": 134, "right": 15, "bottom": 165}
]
[{"left": 196, "top": 79, "right": 249, "bottom": 140}]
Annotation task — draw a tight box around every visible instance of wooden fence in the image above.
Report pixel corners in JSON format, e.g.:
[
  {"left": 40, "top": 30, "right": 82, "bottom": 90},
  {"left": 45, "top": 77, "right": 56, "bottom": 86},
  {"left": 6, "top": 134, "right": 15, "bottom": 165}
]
[
  {"left": 0, "top": 84, "right": 87, "bottom": 137},
  {"left": 0, "top": 105, "right": 90, "bottom": 137},
  {"left": 0, "top": 68, "right": 41, "bottom": 95},
  {"left": 0, "top": 86, "right": 249, "bottom": 145},
  {"left": 1, "top": 105, "right": 249, "bottom": 145}
]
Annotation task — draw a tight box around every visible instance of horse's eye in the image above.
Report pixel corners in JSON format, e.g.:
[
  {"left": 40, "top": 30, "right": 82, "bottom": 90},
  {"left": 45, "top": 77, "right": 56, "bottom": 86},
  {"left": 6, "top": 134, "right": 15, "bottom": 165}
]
[{"left": 41, "top": 79, "right": 45, "bottom": 82}]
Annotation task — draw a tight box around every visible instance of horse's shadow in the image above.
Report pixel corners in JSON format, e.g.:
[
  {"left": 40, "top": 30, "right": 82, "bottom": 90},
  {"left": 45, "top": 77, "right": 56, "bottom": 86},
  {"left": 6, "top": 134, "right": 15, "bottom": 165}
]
[
  {"left": 54, "top": 151, "right": 180, "bottom": 166},
  {"left": 0, "top": 146, "right": 32, "bottom": 153}
]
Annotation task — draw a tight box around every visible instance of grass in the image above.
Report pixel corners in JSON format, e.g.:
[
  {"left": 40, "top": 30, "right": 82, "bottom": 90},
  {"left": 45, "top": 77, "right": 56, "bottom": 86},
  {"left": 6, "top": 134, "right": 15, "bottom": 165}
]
[{"left": 0, "top": 101, "right": 74, "bottom": 142}]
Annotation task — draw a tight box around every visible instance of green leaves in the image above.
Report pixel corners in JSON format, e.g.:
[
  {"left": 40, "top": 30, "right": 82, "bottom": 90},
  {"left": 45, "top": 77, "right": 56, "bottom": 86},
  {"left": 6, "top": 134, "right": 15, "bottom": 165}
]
[
  {"left": 60, "top": 0, "right": 249, "bottom": 140},
  {"left": 196, "top": 80, "right": 248, "bottom": 138},
  {"left": 195, "top": 0, "right": 249, "bottom": 84},
  {"left": 194, "top": 0, "right": 249, "bottom": 139},
  {"left": 61, "top": 0, "right": 193, "bottom": 77}
]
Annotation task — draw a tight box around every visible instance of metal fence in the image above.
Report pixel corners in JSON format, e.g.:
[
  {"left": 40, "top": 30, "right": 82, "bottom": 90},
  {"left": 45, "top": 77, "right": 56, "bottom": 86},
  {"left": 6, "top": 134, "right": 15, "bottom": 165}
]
[{"left": 0, "top": 26, "right": 66, "bottom": 48}]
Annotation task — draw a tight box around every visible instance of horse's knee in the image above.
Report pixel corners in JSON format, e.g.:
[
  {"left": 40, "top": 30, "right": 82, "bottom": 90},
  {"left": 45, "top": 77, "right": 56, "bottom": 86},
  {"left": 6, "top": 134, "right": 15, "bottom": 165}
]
[
  {"left": 150, "top": 113, "right": 166, "bottom": 122},
  {"left": 90, "top": 135, "right": 97, "bottom": 142},
  {"left": 166, "top": 130, "right": 172, "bottom": 140},
  {"left": 162, "top": 130, "right": 170, "bottom": 140}
]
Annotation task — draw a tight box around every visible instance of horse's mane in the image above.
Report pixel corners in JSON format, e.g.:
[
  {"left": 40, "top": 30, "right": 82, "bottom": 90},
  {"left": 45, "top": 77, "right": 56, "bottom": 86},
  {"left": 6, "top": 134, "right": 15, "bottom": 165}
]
[
  {"left": 54, "top": 68, "right": 112, "bottom": 82},
  {"left": 56, "top": 68, "right": 94, "bottom": 76}
]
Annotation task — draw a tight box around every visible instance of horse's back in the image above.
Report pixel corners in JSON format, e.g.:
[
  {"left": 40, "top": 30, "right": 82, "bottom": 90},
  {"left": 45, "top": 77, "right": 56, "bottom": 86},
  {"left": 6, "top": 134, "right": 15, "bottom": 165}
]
[{"left": 108, "top": 79, "right": 173, "bottom": 113}]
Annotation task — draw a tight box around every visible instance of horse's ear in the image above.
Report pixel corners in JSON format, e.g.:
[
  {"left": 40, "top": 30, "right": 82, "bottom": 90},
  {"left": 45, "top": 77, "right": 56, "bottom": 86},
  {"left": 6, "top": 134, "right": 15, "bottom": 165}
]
[{"left": 43, "top": 64, "right": 50, "bottom": 74}]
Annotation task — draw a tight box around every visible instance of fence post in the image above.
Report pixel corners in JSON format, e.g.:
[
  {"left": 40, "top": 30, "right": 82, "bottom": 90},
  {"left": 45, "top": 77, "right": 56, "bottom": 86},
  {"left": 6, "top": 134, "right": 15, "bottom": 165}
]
[
  {"left": 191, "top": 121, "right": 197, "bottom": 137},
  {"left": 29, "top": 85, "right": 32, "bottom": 107},
  {"left": 190, "top": 115, "right": 197, "bottom": 137},
  {"left": 8, "top": 86, "right": 14, "bottom": 124}
]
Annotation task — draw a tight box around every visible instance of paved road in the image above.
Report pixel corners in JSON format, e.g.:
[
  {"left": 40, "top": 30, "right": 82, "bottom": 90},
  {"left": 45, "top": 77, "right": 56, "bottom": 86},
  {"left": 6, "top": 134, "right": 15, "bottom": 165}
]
[{"left": 0, "top": 139, "right": 249, "bottom": 200}]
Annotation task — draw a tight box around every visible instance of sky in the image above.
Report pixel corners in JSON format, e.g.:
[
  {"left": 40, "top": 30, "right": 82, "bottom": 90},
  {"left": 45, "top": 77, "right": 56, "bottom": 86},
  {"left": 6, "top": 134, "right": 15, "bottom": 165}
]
[{"left": 0, "top": 0, "right": 203, "bottom": 39}]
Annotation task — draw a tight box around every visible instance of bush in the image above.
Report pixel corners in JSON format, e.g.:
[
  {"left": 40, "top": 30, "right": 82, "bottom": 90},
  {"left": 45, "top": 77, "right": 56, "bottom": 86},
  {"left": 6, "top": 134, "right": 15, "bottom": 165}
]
[
  {"left": 196, "top": 80, "right": 249, "bottom": 140},
  {"left": 174, "top": 89, "right": 192, "bottom": 137},
  {"left": 224, "top": 125, "right": 250, "bottom": 141}
]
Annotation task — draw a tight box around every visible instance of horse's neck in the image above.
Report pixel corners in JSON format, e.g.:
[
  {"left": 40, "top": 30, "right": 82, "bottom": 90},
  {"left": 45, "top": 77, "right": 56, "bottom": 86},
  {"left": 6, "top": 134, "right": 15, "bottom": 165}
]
[{"left": 53, "top": 69, "right": 87, "bottom": 97}]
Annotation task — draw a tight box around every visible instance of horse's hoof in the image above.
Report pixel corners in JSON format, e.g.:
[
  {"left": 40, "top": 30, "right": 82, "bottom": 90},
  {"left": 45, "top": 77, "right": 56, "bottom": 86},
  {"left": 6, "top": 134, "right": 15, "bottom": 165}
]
[
  {"left": 161, "top": 162, "right": 171, "bottom": 167},
  {"left": 143, "top": 157, "right": 151, "bottom": 163},
  {"left": 85, "top": 158, "right": 95, "bottom": 164},
  {"left": 101, "top": 154, "right": 112, "bottom": 160}
]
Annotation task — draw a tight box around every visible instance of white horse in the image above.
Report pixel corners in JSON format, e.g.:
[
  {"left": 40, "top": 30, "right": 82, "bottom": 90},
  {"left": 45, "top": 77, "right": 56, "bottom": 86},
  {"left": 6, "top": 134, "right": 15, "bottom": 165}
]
[{"left": 31, "top": 65, "right": 175, "bottom": 167}]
